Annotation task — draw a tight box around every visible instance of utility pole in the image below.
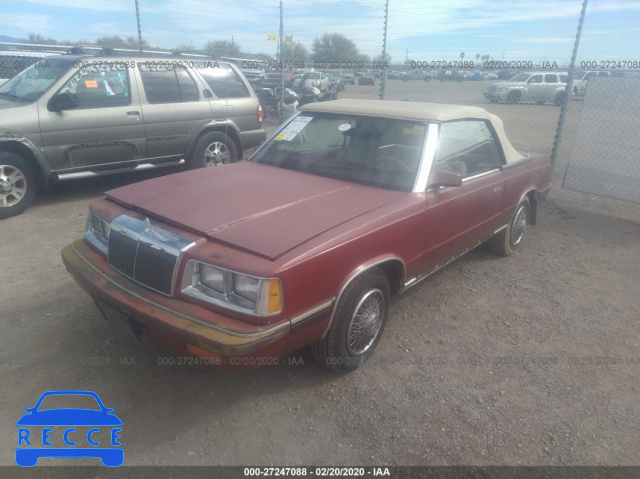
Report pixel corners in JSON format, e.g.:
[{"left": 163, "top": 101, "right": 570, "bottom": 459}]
[
  {"left": 550, "top": 0, "right": 588, "bottom": 172},
  {"left": 135, "top": 0, "right": 143, "bottom": 53},
  {"left": 279, "top": 1, "right": 285, "bottom": 122},
  {"left": 380, "top": 0, "right": 389, "bottom": 100}
]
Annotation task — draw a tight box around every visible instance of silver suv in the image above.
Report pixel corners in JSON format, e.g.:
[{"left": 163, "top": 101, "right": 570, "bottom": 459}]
[
  {"left": 0, "top": 52, "right": 265, "bottom": 219},
  {"left": 484, "top": 71, "right": 569, "bottom": 106}
]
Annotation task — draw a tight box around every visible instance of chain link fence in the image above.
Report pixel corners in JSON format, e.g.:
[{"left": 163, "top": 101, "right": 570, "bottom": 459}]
[{"left": 1, "top": 0, "right": 638, "bottom": 220}]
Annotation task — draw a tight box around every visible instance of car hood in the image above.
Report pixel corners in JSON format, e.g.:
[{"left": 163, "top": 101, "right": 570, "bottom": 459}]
[{"left": 105, "top": 162, "right": 406, "bottom": 260}]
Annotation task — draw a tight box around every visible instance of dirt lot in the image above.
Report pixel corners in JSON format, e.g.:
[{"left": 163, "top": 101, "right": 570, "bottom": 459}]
[{"left": 1, "top": 81, "right": 639, "bottom": 469}]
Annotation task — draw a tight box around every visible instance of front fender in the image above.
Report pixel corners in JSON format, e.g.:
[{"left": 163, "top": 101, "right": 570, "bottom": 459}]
[{"left": 0, "top": 136, "right": 52, "bottom": 187}]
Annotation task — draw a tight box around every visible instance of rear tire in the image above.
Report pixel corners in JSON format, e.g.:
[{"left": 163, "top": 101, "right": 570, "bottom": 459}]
[
  {"left": 554, "top": 92, "right": 568, "bottom": 106},
  {"left": 488, "top": 197, "right": 530, "bottom": 256},
  {"left": 312, "top": 268, "right": 390, "bottom": 373},
  {"left": 190, "top": 132, "right": 238, "bottom": 169},
  {"left": 0, "top": 151, "right": 37, "bottom": 219}
]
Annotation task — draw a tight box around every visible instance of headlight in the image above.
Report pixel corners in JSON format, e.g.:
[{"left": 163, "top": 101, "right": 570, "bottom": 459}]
[
  {"left": 181, "top": 260, "right": 283, "bottom": 316},
  {"left": 85, "top": 212, "right": 111, "bottom": 254}
]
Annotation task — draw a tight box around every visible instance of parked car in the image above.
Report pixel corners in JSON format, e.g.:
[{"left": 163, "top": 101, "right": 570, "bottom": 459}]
[
  {"left": 293, "top": 71, "right": 329, "bottom": 92},
  {"left": 484, "top": 71, "right": 569, "bottom": 105},
  {"left": 325, "top": 72, "right": 345, "bottom": 91},
  {"left": 240, "top": 68, "right": 265, "bottom": 88},
  {"left": 437, "top": 69, "right": 464, "bottom": 82},
  {"left": 0, "top": 51, "right": 266, "bottom": 219},
  {"left": 465, "top": 72, "right": 485, "bottom": 81},
  {"left": 402, "top": 70, "right": 431, "bottom": 82},
  {"left": 358, "top": 75, "right": 375, "bottom": 85},
  {"left": 572, "top": 70, "right": 611, "bottom": 97},
  {"left": 484, "top": 72, "right": 499, "bottom": 80},
  {"left": 341, "top": 73, "right": 355, "bottom": 85},
  {"left": 62, "top": 99, "right": 551, "bottom": 372}
]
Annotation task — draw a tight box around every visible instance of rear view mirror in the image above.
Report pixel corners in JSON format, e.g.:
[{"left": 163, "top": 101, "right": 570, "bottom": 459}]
[
  {"left": 427, "top": 169, "right": 462, "bottom": 188},
  {"left": 48, "top": 92, "right": 79, "bottom": 112}
]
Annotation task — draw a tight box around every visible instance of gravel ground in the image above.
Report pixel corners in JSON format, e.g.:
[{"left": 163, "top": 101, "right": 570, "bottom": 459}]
[{"left": 1, "top": 81, "right": 638, "bottom": 470}]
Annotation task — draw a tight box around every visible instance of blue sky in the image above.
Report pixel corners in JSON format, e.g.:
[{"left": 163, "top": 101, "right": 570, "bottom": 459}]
[{"left": 2, "top": 0, "right": 639, "bottom": 65}]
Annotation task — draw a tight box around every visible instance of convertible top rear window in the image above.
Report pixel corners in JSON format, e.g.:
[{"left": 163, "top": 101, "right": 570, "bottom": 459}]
[{"left": 251, "top": 112, "right": 427, "bottom": 191}]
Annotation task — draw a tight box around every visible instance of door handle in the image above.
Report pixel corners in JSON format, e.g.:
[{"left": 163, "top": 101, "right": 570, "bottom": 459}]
[{"left": 126, "top": 111, "right": 140, "bottom": 116}]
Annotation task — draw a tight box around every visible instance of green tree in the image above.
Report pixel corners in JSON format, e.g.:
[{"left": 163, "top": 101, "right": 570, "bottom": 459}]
[
  {"left": 27, "top": 33, "right": 58, "bottom": 45},
  {"left": 204, "top": 40, "right": 242, "bottom": 57},
  {"left": 373, "top": 53, "right": 392, "bottom": 65},
  {"left": 282, "top": 42, "right": 309, "bottom": 62},
  {"left": 311, "top": 33, "right": 359, "bottom": 63},
  {"left": 95, "top": 35, "right": 149, "bottom": 50}
]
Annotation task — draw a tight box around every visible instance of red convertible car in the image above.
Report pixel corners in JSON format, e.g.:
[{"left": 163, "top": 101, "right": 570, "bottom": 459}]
[{"left": 62, "top": 100, "right": 551, "bottom": 372}]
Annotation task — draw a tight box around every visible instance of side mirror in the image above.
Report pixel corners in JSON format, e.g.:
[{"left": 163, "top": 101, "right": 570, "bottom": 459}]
[
  {"left": 427, "top": 169, "right": 462, "bottom": 189},
  {"left": 48, "top": 92, "right": 79, "bottom": 112}
]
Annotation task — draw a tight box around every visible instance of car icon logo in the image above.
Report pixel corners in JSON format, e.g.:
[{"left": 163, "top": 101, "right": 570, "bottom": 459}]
[{"left": 16, "top": 390, "right": 123, "bottom": 467}]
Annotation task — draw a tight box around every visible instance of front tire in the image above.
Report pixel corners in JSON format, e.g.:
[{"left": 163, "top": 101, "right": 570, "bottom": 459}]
[
  {"left": 488, "top": 197, "right": 530, "bottom": 256},
  {"left": 190, "top": 132, "right": 238, "bottom": 169},
  {"left": 506, "top": 91, "right": 520, "bottom": 104},
  {"left": 312, "top": 268, "right": 390, "bottom": 373},
  {"left": 0, "top": 151, "right": 37, "bottom": 219}
]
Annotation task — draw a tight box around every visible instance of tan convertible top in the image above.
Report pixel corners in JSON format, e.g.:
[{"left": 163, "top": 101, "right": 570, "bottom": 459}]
[{"left": 302, "top": 99, "right": 524, "bottom": 163}]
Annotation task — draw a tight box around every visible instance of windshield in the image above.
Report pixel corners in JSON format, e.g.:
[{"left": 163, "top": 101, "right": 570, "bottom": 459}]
[
  {"left": 0, "top": 59, "right": 71, "bottom": 102},
  {"left": 252, "top": 112, "right": 427, "bottom": 191}
]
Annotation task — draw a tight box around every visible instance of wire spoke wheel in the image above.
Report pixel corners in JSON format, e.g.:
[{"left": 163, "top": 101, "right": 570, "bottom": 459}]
[
  {"left": 346, "top": 288, "right": 385, "bottom": 356},
  {"left": 510, "top": 204, "right": 528, "bottom": 246}
]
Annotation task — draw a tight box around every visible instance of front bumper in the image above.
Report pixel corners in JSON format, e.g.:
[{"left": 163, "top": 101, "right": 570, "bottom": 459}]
[{"left": 62, "top": 240, "right": 291, "bottom": 359}]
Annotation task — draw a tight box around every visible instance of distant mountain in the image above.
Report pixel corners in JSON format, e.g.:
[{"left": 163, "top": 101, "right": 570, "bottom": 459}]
[{"left": 0, "top": 35, "right": 26, "bottom": 44}]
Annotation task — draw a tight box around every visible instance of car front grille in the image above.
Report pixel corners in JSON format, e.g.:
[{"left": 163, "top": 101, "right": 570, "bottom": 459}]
[{"left": 108, "top": 215, "right": 195, "bottom": 296}]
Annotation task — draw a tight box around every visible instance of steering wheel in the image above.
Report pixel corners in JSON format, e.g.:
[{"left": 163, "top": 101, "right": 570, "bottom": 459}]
[{"left": 374, "top": 155, "right": 412, "bottom": 172}]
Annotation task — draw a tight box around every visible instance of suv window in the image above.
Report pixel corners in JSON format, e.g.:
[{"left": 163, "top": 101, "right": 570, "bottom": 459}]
[
  {"left": 559, "top": 74, "right": 569, "bottom": 83},
  {"left": 528, "top": 75, "right": 543, "bottom": 84},
  {"left": 434, "top": 120, "right": 503, "bottom": 178},
  {"left": 197, "top": 65, "right": 250, "bottom": 99},
  {"left": 60, "top": 64, "right": 131, "bottom": 108},
  {"left": 139, "top": 64, "right": 199, "bottom": 103},
  {"left": 544, "top": 74, "right": 558, "bottom": 83}
]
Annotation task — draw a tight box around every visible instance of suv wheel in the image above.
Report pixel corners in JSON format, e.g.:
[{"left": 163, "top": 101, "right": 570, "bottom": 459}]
[
  {"left": 190, "top": 132, "right": 238, "bottom": 169},
  {"left": 554, "top": 92, "right": 568, "bottom": 106},
  {"left": 0, "top": 151, "right": 37, "bottom": 220}
]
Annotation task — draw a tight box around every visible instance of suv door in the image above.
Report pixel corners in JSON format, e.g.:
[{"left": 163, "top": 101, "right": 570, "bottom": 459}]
[
  {"left": 525, "top": 74, "right": 544, "bottom": 101},
  {"left": 38, "top": 62, "right": 146, "bottom": 171},
  {"left": 137, "top": 62, "right": 216, "bottom": 159},
  {"left": 420, "top": 120, "right": 505, "bottom": 274},
  {"left": 196, "top": 63, "right": 263, "bottom": 151},
  {"left": 543, "top": 73, "right": 560, "bottom": 101}
]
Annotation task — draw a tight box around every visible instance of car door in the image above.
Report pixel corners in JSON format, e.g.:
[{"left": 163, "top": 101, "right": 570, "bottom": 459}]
[
  {"left": 137, "top": 62, "right": 215, "bottom": 159},
  {"left": 525, "top": 74, "right": 544, "bottom": 101},
  {"left": 38, "top": 62, "right": 146, "bottom": 171},
  {"left": 196, "top": 63, "right": 260, "bottom": 146},
  {"left": 543, "top": 73, "right": 560, "bottom": 100},
  {"left": 419, "top": 120, "right": 506, "bottom": 275}
]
